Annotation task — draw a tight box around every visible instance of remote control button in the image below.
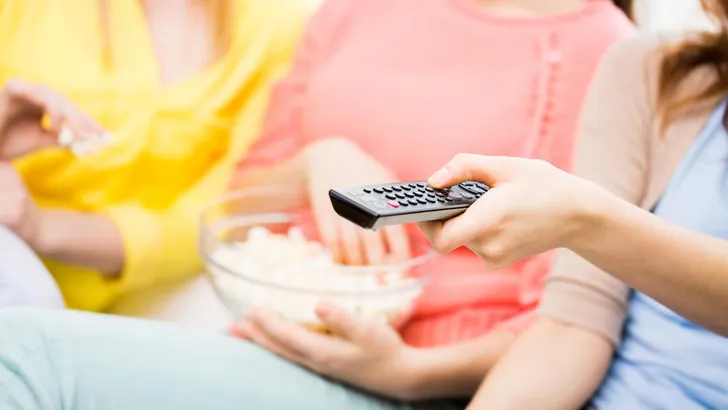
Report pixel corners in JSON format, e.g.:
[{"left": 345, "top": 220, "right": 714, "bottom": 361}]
[
  {"left": 408, "top": 199, "right": 418, "bottom": 206},
  {"left": 374, "top": 188, "right": 384, "bottom": 194},
  {"left": 402, "top": 185, "right": 412, "bottom": 191},
  {"left": 383, "top": 187, "right": 393, "bottom": 193},
  {"left": 386, "top": 194, "right": 397, "bottom": 200},
  {"left": 408, "top": 183, "right": 418, "bottom": 189},
  {"left": 416, "top": 182, "right": 426, "bottom": 188},
  {"left": 365, "top": 188, "right": 373, "bottom": 194},
  {"left": 458, "top": 182, "right": 490, "bottom": 195},
  {"left": 445, "top": 197, "right": 454, "bottom": 202},
  {"left": 395, "top": 193, "right": 405, "bottom": 199},
  {"left": 425, "top": 197, "right": 436, "bottom": 203},
  {"left": 425, "top": 186, "right": 434, "bottom": 192},
  {"left": 460, "top": 193, "right": 474, "bottom": 200},
  {"left": 387, "top": 200, "right": 400, "bottom": 208},
  {"left": 398, "top": 200, "right": 409, "bottom": 207},
  {"left": 448, "top": 193, "right": 462, "bottom": 201},
  {"left": 436, "top": 197, "right": 446, "bottom": 202},
  {"left": 416, "top": 198, "right": 427, "bottom": 205},
  {"left": 404, "top": 192, "right": 415, "bottom": 198},
  {"left": 414, "top": 189, "right": 425, "bottom": 196},
  {"left": 392, "top": 186, "right": 402, "bottom": 192}
]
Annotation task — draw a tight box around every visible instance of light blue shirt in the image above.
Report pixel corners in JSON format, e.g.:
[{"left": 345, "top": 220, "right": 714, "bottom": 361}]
[{"left": 591, "top": 101, "right": 728, "bottom": 409}]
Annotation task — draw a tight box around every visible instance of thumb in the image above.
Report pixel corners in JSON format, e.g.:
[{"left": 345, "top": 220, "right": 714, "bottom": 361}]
[
  {"left": 427, "top": 154, "right": 511, "bottom": 189},
  {"left": 315, "top": 302, "right": 367, "bottom": 342}
]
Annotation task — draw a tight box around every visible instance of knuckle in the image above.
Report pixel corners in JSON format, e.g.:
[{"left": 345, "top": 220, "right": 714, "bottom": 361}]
[
  {"left": 481, "top": 241, "right": 502, "bottom": 259},
  {"left": 432, "top": 236, "right": 452, "bottom": 254},
  {"left": 481, "top": 242, "right": 509, "bottom": 267},
  {"left": 449, "top": 153, "right": 470, "bottom": 171},
  {"left": 530, "top": 159, "right": 552, "bottom": 174}
]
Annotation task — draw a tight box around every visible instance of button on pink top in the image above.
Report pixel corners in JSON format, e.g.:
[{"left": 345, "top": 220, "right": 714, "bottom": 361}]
[{"left": 238, "top": 0, "right": 635, "bottom": 347}]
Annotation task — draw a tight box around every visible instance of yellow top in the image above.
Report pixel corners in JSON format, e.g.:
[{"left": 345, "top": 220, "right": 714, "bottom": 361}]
[{"left": 0, "top": 0, "right": 306, "bottom": 311}]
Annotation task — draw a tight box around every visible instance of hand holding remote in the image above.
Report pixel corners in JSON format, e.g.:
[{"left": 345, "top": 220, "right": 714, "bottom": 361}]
[{"left": 418, "top": 154, "right": 605, "bottom": 268}]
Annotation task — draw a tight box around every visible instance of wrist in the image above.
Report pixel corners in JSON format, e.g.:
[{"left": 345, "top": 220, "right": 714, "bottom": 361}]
[
  {"left": 25, "top": 209, "right": 54, "bottom": 255},
  {"left": 393, "top": 345, "right": 479, "bottom": 401},
  {"left": 565, "top": 181, "right": 618, "bottom": 252},
  {"left": 391, "top": 347, "right": 432, "bottom": 401}
]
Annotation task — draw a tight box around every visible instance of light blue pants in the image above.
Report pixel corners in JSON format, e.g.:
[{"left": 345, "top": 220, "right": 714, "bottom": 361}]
[
  {"left": 0, "top": 227, "right": 64, "bottom": 309},
  {"left": 0, "top": 308, "right": 466, "bottom": 410}
]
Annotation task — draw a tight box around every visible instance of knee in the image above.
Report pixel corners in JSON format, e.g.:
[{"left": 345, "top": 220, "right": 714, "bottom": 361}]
[
  {"left": 0, "top": 307, "right": 59, "bottom": 348},
  {"left": 0, "top": 308, "right": 59, "bottom": 408}
]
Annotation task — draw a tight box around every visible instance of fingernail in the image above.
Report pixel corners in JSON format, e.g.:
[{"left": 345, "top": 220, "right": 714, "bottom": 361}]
[
  {"left": 315, "top": 303, "right": 331, "bottom": 318},
  {"left": 428, "top": 167, "right": 450, "bottom": 187},
  {"left": 230, "top": 321, "right": 249, "bottom": 337}
]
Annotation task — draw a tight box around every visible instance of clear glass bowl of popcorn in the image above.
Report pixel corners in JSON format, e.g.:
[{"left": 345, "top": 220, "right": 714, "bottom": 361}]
[{"left": 200, "top": 186, "right": 437, "bottom": 333}]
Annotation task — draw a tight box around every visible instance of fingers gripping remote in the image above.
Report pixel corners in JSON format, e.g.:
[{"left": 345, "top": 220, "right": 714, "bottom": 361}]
[{"left": 329, "top": 181, "right": 489, "bottom": 229}]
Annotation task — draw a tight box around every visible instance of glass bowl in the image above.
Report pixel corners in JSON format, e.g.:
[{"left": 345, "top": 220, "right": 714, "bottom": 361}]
[{"left": 199, "top": 186, "right": 436, "bottom": 332}]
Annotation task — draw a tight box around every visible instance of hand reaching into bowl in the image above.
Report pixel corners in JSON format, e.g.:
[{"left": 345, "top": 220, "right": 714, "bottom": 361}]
[
  {"left": 418, "top": 154, "right": 609, "bottom": 268},
  {"left": 0, "top": 79, "right": 106, "bottom": 159},
  {"left": 306, "top": 138, "right": 410, "bottom": 265}
]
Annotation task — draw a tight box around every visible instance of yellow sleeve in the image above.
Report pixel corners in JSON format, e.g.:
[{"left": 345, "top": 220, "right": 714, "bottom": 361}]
[{"left": 105, "top": 7, "right": 306, "bottom": 296}]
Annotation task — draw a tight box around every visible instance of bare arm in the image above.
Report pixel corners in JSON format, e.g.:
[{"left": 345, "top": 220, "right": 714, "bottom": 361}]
[
  {"left": 33, "top": 210, "right": 125, "bottom": 275},
  {"left": 573, "top": 191, "right": 728, "bottom": 336},
  {"left": 469, "top": 319, "right": 613, "bottom": 410},
  {"left": 442, "top": 35, "right": 660, "bottom": 410},
  {"left": 405, "top": 330, "right": 516, "bottom": 400}
]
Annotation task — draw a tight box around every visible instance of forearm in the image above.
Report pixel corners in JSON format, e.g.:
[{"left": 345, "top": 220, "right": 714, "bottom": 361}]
[
  {"left": 575, "top": 192, "right": 728, "bottom": 335},
  {"left": 230, "top": 138, "right": 370, "bottom": 210},
  {"left": 32, "top": 210, "right": 125, "bottom": 275},
  {"left": 231, "top": 150, "right": 308, "bottom": 192},
  {"left": 468, "top": 318, "right": 613, "bottom": 410},
  {"left": 404, "top": 330, "right": 516, "bottom": 400}
]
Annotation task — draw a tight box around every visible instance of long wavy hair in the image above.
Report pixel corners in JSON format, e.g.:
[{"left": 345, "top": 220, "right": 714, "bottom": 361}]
[{"left": 658, "top": 0, "right": 728, "bottom": 124}]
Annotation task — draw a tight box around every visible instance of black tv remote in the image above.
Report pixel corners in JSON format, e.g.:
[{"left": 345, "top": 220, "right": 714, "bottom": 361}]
[{"left": 329, "top": 181, "right": 489, "bottom": 229}]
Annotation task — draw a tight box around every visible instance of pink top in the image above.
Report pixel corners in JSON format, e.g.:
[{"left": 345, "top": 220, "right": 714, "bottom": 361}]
[{"left": 238, "top": 0, "right": 635, "bottom": 347}]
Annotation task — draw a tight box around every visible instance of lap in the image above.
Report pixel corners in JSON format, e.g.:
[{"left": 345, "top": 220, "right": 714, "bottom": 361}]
[
  {"left": 0, "top": 308, "right": 429, "bottom": 410},
  {"left": 0, "top": 227, "right": 63, "bottom": 309}
]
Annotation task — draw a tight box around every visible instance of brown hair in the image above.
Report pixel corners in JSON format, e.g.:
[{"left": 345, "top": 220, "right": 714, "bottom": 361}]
[
  {"left": 658, "top": 0, "right": 728, "bottom": 125},
  {"left": 613, "top": 0, "right": 633, "bottom": 20}
]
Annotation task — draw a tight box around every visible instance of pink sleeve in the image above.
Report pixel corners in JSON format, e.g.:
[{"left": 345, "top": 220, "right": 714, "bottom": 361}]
[{"left": 236, "top": 0, "right": 363, "bottom": 171}]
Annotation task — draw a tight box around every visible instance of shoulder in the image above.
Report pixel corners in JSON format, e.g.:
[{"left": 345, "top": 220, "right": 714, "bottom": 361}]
[
  {"left": 596, "top": 32, "right": 719, "bottom": 109},
  {"left": 587, "top": 33, "right": 676, "bottom": 119}
]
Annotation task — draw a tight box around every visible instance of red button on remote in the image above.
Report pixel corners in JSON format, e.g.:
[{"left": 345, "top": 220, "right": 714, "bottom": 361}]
[{"left": 387, "top": 200, "right": 400, "bottom": 208}]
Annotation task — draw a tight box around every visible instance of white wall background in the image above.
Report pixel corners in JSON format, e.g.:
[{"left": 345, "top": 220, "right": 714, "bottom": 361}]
[{"left": 636, "top": 0, "right": 715, "bottom": 32}]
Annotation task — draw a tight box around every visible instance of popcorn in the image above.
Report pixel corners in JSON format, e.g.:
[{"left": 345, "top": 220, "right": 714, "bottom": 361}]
[
  {"left": 57, "top": 125, "right": 111, "bottom": 156},
  {"left": 208, "top": 226, "right": 422, "bottom": 331}
]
